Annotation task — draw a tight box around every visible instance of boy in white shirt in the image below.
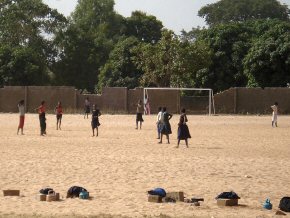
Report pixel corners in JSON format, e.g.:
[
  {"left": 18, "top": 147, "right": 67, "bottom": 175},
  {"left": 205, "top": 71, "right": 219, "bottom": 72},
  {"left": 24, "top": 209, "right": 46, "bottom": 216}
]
[
  {"left": 271, "top": 102, "right": 278, "bottom": 127},
  {"left": 156, "top": 107, "right": 162, "bottom": 139}
]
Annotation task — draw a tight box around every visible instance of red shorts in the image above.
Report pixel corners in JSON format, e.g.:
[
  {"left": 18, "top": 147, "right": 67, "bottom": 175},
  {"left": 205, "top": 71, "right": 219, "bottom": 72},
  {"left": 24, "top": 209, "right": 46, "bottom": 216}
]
[{"left": 19, "top": 115, "right": 25, "bottom": 128}]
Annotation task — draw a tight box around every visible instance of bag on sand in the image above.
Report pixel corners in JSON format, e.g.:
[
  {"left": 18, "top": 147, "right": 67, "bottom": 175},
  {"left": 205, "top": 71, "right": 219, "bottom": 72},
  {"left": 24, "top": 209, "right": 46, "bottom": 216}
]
[
  {"left": 39, "top": 188, "right": 53, "bottom": 195},
  {"left": 66, "top": 186, "right": 87, "bottom": 198},
  {"left": 279, "top": 197, "right": 290, "bottom": 212},
  {"left": 148, "top": 188, "right": 166, "bottom": 198},
  {"left": 215, "top": 191, "right": 240, "bottom": 200}
]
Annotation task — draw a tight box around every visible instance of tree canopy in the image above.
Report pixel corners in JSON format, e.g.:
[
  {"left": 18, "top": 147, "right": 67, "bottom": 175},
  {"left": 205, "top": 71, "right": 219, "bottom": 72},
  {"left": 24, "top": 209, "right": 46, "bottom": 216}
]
[
  {"left": 0, "top": 0, "right": 290, "bottom": 92},
  {"left": 198, "top": 0, "right": 290, "bottom": 26},
  {"left": 0, "top": 0, "right": 66, "bottom": 86}
]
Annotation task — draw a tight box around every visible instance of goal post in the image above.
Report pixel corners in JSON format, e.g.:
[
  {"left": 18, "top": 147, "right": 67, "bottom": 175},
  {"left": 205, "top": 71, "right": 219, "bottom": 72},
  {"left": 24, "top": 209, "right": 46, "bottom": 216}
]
[{"left": 143, "top": 87, "right": 215, "bottom": 115}]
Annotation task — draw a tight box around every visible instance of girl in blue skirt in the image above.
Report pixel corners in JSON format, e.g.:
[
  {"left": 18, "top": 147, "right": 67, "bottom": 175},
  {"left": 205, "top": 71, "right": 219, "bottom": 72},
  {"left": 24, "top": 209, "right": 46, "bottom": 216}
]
[
  {"left": 159, "top": 107, "right": 172, "bottom": 144},
  {"left": 176, "top": 108, "right": 191, "bottom": 148},
  {"left": 91, "top": 104, "right": 101, "bottom": 137}
]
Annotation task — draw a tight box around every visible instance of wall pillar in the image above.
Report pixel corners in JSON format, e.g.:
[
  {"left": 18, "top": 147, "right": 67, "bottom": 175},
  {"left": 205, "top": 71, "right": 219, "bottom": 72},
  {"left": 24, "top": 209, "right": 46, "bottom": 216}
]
[{"left": 234, "top": 88, "right": 238, "bottom": 114}]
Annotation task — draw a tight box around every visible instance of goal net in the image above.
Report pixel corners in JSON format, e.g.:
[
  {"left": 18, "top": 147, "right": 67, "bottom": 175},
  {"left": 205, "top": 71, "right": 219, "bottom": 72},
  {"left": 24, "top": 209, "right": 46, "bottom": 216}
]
[{"left": 143, "top": 88, "right": 215, "bottom": 115}]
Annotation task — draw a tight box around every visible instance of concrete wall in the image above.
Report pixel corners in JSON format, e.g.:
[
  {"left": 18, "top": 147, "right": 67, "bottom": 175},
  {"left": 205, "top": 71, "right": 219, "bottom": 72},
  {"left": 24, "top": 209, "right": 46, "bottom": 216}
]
[
  {"left": 180, "top": 96, "right": 209, "bottom": 114},
  {"left": 214, "top": 87, "right": 290, "bottom": 114},
  {"left": 146, "top": 89, "right": 180, "bottom": 114},
  {"left": 214, "top": 88, "right": 236, "bottom": 114},
  {"left": 0, "top": 86, "right": 25, "bottom": 112},
  {"left": 2, "top": 86, "right": 289, "bottom": 114},
  {"left": 128, "top": 88, "right": 143, "bottom": 114}
]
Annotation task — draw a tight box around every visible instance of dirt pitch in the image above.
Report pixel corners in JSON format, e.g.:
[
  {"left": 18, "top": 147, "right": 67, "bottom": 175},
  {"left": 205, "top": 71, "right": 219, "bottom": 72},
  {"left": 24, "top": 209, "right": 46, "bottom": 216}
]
[{"left": 0, "top": 113, "right": 290, "bottom": 218}]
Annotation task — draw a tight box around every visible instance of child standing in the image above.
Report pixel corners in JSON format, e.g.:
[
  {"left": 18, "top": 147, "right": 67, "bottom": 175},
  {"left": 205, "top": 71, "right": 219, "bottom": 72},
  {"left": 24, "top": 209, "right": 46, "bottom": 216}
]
[
  {"left": 91, "top": 104, "right": 101, "bottom": 137},
  {"left": 176, "top": 108, "right": 191, "bottom": 148},
  {"left": 17, "top": 100, "right": 25, "bottom": 135},
  {"left": 55, "top": 101, "right": 63, "bottom": 130},
  {"left": 159, "top": 107, "right": 172, "bottom": 144},
  {"left": 271, "top": 102, "right": 278, "bottom": 127},
  {"left": 84, "top": 97, "right": 90, "bottom": 119},
  {"left": 136, "top": 99, "right": 144, "bottom": 129},
  {"left": 36, "top": 101, "right": 46, "bottom": 136},
  {"left": 156, "top": 107, "right": 162, "bottom": 139}
]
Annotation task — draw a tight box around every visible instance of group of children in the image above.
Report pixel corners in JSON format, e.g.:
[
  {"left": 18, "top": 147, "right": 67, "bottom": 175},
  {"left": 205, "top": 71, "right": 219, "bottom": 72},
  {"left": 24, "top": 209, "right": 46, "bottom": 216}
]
[
  {"left": 136, "top": 100, "right": 191, "bottom": 148},
  {"left": 16, "top": 98, "right": 280, "bottom": 140},
  {"left": 17, "top": 100, "right": 63, "bottom": 136}
]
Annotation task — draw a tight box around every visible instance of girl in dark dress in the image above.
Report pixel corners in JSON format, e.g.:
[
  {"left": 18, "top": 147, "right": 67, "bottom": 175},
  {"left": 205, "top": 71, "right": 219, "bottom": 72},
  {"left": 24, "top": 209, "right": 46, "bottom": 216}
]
[
  {"left": 159, "top": 107, "right": 173, "bottom": 144},
  {"left": 84, "top": 97, "right": 90, "bottom": 119},
  {"left": 91, "top": 104, "right": 101, "bottom": 137},
  {"left": 176, "top": 108, "right": 191, "bottom": 148},
  {"left": 35, "top": 101, "right": 46, "bottom": 136},
  {"left": 136, "top": 99, "right": 144, "bottom": 130}
]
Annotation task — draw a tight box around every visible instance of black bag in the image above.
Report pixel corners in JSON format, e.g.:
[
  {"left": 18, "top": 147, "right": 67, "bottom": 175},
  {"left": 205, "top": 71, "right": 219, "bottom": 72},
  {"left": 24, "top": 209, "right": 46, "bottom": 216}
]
[
  {"left": 66, "top": 186, "right": 87, "bottom": 198},
  {"left": 279, "top": 197, "right": 290, "bottom": 212},
  {"left": 215, "top": 191, "right": 240, "bottom": 199},
  {"left": 39, "top": 188, "right": 53, "bottom": 195}
]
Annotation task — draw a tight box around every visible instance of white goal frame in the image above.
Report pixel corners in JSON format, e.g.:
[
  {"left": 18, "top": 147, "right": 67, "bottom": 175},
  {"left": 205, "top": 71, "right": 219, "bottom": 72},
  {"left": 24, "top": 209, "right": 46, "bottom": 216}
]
[{"left": 143, "top": 87, "right": 215, "bottom": 115}]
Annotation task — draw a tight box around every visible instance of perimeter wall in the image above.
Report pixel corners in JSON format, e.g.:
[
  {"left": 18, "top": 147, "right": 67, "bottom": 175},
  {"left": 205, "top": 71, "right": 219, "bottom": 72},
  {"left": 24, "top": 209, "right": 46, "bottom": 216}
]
[
  {"left": 214, "top": 87, "right": 290, "bottom": 114},
  {"left": 1, "top": 86, "right": 289, "bottom": 114}
]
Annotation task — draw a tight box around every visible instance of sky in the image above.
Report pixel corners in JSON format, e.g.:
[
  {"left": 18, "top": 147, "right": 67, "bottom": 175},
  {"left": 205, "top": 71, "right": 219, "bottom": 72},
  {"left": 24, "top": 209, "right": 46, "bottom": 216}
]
[{"left": 43, "top": 0, "right": 290, "bottom": 34}]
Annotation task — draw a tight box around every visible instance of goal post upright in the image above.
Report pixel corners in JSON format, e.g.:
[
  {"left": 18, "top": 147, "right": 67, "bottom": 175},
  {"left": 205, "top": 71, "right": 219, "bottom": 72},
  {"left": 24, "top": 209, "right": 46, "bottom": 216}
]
[{"left": 143, "top": 87, "right": 215, "bottom": 115}]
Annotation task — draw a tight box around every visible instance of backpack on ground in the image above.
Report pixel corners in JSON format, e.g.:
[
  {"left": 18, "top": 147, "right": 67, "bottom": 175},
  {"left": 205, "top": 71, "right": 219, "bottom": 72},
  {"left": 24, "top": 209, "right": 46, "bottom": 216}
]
[
  {"left": 148, "top": 188, "right": 166, "bottom": 198},
  {"left": 215, "top": 191, "right": 240, "bottom": 199},
  {"left": 39, "top": 188, "right": 53, "bottom": 195},
  {"left": 279, "top": 197, "right": 290, "bottom": 212}
]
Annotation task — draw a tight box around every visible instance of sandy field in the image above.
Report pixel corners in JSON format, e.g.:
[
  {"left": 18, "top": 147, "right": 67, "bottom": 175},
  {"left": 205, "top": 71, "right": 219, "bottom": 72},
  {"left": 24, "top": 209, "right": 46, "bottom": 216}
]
[{"left": 0, "top": 113, "right": 290, "bottom": 218}]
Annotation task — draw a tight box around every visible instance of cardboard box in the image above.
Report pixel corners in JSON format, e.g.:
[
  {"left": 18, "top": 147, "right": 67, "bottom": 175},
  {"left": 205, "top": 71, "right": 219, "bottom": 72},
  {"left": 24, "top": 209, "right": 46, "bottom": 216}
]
[
  {"left": 148, "top": 195, "right": 162, "bottom": 203},
  {"left": 36, "top": 194, "right": 47, "bottom": 201},
  {"left": 166, "top": 192, "right": 184, "bottom": 202},
  {"left": 3, "top": 190, "right": 20, "bottom": 196},
  {"left": 217, "top": 198, "right": 238, "bottom": 206}
]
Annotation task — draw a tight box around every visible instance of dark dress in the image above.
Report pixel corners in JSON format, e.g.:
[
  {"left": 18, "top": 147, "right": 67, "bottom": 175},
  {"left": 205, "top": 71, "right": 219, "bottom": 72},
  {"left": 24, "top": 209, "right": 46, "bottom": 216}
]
[
  {"left": 177, "top": 114, "right": 191, "bottom": 140},
  {"left": 91, "top": 109, "right": 101, "bottom": 128},
  {"left": 39, "top": 113, "right": 46, "bottom": 134},
  {"left": 136, "top": 104, "right": 144, "bottom": 122},
  {"left": 85, "top": 105, "right": 90, "bottom": 114},
  {"left": 160, "top": 112, "right": 172, "bottom": 135}
]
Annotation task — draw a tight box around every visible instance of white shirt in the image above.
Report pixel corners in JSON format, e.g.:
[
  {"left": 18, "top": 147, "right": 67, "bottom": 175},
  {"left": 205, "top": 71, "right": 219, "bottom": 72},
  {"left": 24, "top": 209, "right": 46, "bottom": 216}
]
[
  {"left": 157, "top": 111, "right": 162, "bottom": 123},
  {"left": 18, "top": 104, "right": 25, "bottom": 116},
  {"left": 271, "top": 105, "right": 278, "bottom": 115}
]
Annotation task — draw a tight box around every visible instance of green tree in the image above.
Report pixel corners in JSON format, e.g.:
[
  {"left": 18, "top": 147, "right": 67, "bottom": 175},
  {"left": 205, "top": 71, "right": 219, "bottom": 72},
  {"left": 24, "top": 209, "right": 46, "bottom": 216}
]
[
  {"left": 198, "top": 0, "right": 290, "bottom": 26},
  {"left": 172, "top": 40, "right": 212, "bottom": 88},
  {"left": 132, "top": 30, "right": 178, "bottom": 87},
  {"left": 125, "top": 11, "right": 163, "bottom": 44},
  {"left": 53, "top": 0, "right": 125, "bottom": 92},
  {"left": 132, "top": 30, "right": 212, "bottom": 88},
  {"left": 0, "top": 45, "right": 50, "bottom": 86},
  {"left": 244, "top": 20, "right": 290, "bottom": 87},
  {"left": 0, "top": 0, "right": 66, "bottom": 86},
  {"left": 195, "top": 22, "right": 253, "bottom": 92},
  {"left": 98, "top": 36, "right": 142, "bottom": 89}
]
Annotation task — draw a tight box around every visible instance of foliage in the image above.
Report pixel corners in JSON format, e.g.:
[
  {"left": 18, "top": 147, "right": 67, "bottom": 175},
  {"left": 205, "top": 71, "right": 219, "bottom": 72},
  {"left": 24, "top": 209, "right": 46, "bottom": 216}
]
[
  {"left": 244, "top": 20, "right": 290, "bottom": 87},
  {"left": 97, "top": 36, "right": 142, "bottom": 90},
  {"left": 132, "top": 30, "right": 212, "bottom": 88},
  {"left": 198, "top": 0, "right": 290, "bottom": 26},
  {"left": 195, "top": 23, "right": 252, "bottom": 91},
  {"left": 0, "top": 44, "right": 50, "bottom": 86},
  {"left": 125, "top": 11, "right": 163, "bottom": 44},
  {"left": 0, "top": 0, "right": 66, "bottom": 87},
  {"left": 53, "top": 0, "right": 124, "bottom": 92}
]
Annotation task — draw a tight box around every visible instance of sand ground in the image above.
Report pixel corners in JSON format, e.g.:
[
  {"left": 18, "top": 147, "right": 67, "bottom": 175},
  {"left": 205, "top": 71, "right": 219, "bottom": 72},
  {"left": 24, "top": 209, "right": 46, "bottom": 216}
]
[{"left": 0, "top": 113, "right": 290, "bottom": 218}]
